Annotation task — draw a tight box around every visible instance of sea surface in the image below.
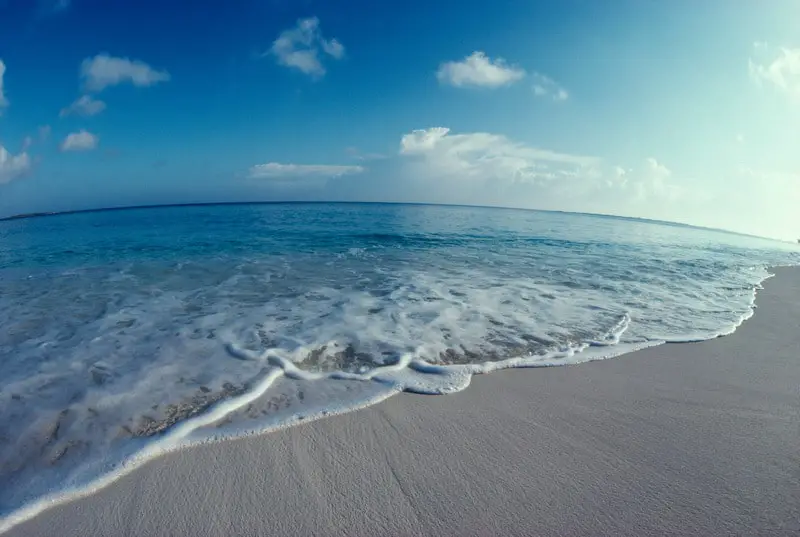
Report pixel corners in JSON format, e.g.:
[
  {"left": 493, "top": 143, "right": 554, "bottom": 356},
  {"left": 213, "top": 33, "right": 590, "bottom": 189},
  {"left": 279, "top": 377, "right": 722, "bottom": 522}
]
[{"left": 0, "top": 202, "right": 798, "bottom": 527}]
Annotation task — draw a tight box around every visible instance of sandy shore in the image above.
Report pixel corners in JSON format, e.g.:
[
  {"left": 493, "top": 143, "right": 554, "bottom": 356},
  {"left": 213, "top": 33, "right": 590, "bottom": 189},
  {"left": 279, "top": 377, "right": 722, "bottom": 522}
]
[{"left": 7, "top": 267, "right": 800, "bottom": 536}]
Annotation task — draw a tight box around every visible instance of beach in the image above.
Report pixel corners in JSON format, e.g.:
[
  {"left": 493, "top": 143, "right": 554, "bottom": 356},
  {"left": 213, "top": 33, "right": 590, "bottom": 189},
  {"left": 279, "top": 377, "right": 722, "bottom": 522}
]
[{"left": 6, "top": 266, "right": 800, "bottom": 536}]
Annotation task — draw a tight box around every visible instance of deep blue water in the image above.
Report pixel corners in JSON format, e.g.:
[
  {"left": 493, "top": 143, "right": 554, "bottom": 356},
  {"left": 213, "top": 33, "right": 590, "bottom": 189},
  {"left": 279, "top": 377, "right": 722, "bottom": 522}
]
[{"left": 0, "top": 203, "right": 798, "bottom": 524}]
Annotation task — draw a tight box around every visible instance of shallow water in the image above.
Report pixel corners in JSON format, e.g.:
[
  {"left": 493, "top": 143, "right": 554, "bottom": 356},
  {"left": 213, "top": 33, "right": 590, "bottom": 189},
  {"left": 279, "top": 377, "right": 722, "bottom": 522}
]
[{"left": 0, "top": 203, "right": 798, "bottom": 525}]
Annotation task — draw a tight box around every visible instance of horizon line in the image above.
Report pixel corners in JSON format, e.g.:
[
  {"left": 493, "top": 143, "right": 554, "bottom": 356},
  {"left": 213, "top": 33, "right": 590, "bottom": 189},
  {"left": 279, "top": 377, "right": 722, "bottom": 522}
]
[{"left": 0, "top": 200, "right": 787, "bottom": 244}]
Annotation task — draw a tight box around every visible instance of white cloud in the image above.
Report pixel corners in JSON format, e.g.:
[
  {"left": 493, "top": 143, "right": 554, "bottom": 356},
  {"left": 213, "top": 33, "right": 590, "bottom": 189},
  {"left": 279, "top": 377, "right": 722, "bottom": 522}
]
[
  {"left": 39, "top": 125, "right": 51, "bottom": 141},
  {"left": 81, "top": 54, "right": 170, "bottom": 92},
  {"left": 21, "top": 136, "right": 33, "bottom": 152},
  {"left": 249, "top": 162, "right": 364, "bottom": 179},
  {"left": 575, "top": 157, "right": 680, "bottom": 204},
  {"left": 532, "top": 72, "right": 569, "bottom": 101},
  {"left": 60, "top": 130, "right": 99, "bottom": 152},
  {"left": 322, "top": 38, "right": 345, "bottom": 60},
  {"left": 60, "top": 94, "right": 106, "bottom": 117},
  {"left": 0, "top": 145, "right": 31, "bottom": 184},
  {"left": 436, "top": 52, "right": 525, "bottom": 88},
  {"left": 269, "top": 17, "right": 345, "bottom": 78},
  {"left": 0, "top": 59, "right": 8, "bottom": 113},
  {"left": 391, "top": 127, "right": 683, "bottom": 215},
  {"left": 749, "top": 44, "right": 800, "bottom": 99},
  {"left": 399, "top": 127, "right": 597, "bottom": 184}
]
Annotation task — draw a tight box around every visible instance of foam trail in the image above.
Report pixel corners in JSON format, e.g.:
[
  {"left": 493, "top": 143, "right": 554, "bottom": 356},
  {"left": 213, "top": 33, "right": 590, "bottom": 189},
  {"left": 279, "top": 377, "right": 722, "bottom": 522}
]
[
  {"left": 0, "top": 366, "right": 401, "bottom": 534},
  {"left": 0, "top": 301, "right": 745, "bottom": 534},
  {"left": 0, "top": 269, "right": 783, "bottom": 533},
  {"left": 0, "top": 368, "right": 283, "bottom": 533}
]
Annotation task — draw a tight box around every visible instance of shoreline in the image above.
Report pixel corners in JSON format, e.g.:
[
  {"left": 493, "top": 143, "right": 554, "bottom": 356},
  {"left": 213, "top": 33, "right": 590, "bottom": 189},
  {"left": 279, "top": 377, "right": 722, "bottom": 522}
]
[{"left": 4, "top": 266, "right": 800, "bottom": 536}]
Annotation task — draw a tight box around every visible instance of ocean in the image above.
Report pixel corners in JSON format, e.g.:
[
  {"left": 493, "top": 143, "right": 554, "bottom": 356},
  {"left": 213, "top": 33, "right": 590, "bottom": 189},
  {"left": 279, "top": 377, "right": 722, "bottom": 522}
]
[{"left": 0, "top": 202, "right": 798, "bottom": 526}]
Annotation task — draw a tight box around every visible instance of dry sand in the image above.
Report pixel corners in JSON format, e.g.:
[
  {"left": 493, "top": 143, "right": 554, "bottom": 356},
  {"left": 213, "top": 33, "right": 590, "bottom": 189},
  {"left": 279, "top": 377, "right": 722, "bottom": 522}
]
[{"left": 7, "top": 267, "right": 800, "bottom": 536}]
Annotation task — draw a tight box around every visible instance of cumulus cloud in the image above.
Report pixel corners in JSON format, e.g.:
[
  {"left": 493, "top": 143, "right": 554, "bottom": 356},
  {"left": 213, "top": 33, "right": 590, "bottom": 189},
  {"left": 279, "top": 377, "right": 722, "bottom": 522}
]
[
  {"left": 0, "top": 145, "right": 31, "bottom": 185},
  {"left": 399, "top": 127, "right": 597, "bottom": 184},
  {"left": 81, "top": 54, "right": 170, "bottom": 92},
  {"left": 532, "top": 72, "right": 569, "bottom": 101},
  {"left": 388, "top": 127, "right": 684, "bottom": 215},
  {"left": 0, "top": 59, "right": 8, "bottom": 113},
  {"left": 269, "top": 17, "right": 345, "bottom": 78},
  {"left": 21, "top": 136, "right": 33, "bottom": 152},
  {"left": 60, "top": 130, "right": 98, "bottom": 151},
  {"left": 60, "top": 94, "right": 106, "bottom": 117},
  {"left": 249, "top": 162, "right": 364, "bottom": 179},
  {"left": 749, "top": 44, "right": 800, "bottom": 99},
  {"left": 436, "top": 52, "right": 525, "bottom": 88}
]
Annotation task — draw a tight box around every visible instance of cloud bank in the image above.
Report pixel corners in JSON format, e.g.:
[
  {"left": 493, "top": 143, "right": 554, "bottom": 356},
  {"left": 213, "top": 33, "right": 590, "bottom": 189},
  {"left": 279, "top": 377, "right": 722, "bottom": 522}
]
[
  {"left": 391, "top": 127, "right": 680, "bottom": 213},
  {"left": 399, "top": 127, "right": 597, "bottom": 183}
]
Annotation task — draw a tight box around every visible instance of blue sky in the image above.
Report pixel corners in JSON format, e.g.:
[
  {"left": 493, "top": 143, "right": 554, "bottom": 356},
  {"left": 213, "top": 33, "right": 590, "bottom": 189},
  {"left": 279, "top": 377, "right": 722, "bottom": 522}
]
[{"left": 0, "top": 0, "right": 798, "bottom": 239}]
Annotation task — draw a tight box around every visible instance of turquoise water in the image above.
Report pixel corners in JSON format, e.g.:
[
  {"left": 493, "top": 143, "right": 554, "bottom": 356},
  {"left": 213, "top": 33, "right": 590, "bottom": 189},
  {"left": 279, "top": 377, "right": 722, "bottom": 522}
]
[{"left": 0, "top": 203, "right": 798, "bottom": 526}]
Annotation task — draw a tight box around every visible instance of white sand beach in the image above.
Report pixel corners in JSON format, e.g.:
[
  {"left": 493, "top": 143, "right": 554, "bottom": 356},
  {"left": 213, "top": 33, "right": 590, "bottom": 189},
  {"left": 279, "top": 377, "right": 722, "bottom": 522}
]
[{"left": 7, "top": 267, "right": 800, "bottom": 536}]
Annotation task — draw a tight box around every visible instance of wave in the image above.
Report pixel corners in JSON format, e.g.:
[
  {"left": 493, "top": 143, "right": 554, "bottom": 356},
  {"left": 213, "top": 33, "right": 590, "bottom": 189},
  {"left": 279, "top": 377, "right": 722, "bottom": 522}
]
[{"left": 0, "top": 269, "right": 774, "bottom": 534}]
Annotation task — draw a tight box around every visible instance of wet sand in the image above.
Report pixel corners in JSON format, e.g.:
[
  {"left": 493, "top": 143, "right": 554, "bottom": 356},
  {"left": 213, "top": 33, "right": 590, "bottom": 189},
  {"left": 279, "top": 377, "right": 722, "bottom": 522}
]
[{"left": 6, "top": 267, "right": 800, "bottom": 536}]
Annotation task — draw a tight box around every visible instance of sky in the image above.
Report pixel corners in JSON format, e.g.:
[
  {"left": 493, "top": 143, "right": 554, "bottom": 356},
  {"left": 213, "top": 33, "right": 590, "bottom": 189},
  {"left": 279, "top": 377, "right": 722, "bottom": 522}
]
[{"left": 0, "top": 0, "right": 798, "bottom": 239}]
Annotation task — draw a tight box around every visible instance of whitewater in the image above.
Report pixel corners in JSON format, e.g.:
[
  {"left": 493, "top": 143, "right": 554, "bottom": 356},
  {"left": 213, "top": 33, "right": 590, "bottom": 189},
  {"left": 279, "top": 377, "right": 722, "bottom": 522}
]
[{"left": 0, "top": 202, "right": 798, "bottom": 531}]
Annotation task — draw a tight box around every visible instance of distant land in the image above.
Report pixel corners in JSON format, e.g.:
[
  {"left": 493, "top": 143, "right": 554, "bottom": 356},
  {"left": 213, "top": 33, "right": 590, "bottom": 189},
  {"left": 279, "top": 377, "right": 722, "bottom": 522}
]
[{"left": 0, "top": 201, "right": 790, "bottom": 244}]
